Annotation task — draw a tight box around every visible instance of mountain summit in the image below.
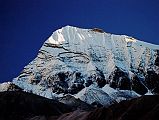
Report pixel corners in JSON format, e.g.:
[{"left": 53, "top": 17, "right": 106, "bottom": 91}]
[{"left": 12, "top": 26, "right": 159, "bottom": 105}]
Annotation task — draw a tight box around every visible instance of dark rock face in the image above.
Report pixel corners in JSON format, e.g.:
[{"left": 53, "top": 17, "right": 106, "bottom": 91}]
[
  {"left": 95, "top": 69, "right": 106, "bottom": 88},
  {"left": 91, "top": 28, "right": 104, "bottom": 33},
  {"left": 85, "top": 79, "right": 93, "bottom": 87},
  {"left": 0, "top": 91, "right": 72, "bottom": 120},
  {"left": 155, "top": 50, "right": 159, "bottom": 66},
  {"left": 68, "top": 72, "right": 85, "bottom": 94},
  {"left": 47, "top": 72, "right": 69, "bottom": 94},
  {"left": 68, "top": 83, "right": 85, "bottom": 94},
  {"left": 6, "top": 83, "right": 23, "bottom": 91},
  {"left": 109, "top": 67, "right": 131, "bottom": 90},
  {"left": 39, "top": 70, "right": 106, "bottom": 95},
  {"left": 42, "top": 72, "right": 86, "bottom": 94},
  {"left": 155, "top": 56, "right": 159, "bottom": 66},
  {"left": 107, "top": 65, "right": 159, "bottom": 95},
  {"left": 132, "top": 75, "right": 148, "bottom": 95},
  {"left": 145, "top": 70, "right": 159, "bottom": 94}
]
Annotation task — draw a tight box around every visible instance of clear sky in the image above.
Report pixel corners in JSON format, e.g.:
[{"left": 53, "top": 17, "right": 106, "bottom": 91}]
[{"left": 0, "top": 0, "right": 159, "bottom": 83}]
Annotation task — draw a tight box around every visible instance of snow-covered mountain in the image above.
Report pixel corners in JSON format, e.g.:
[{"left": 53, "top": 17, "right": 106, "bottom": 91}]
[{"left": 12, "top": 26, "right": 159, "bottom": 105}]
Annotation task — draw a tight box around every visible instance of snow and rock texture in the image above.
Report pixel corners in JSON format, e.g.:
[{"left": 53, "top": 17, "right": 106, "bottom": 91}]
[
  {"left": 58, "top": 94, "right": 94, "bottom": 111},
  {"left": 102, "top": 84, "right": 140, "bottom": 103},
  {"left": 0, "top": 82, "right": 22, "bottom": 92},
  {"left": 75, "top": 85, "right": 117, "bottom": 107},
  {"left": 13, "top": 26, "right": 159, "bottom": 105}
]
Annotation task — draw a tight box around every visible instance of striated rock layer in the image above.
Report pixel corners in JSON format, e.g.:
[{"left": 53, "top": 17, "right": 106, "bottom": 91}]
[{"left": 13, "top": 26, "right": 159, "bottom": 105}]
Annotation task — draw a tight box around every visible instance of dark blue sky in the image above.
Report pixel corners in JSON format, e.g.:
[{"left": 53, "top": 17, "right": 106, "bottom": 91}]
[{"left": 0, "top": 0, "right": 159, "bottom": 83}]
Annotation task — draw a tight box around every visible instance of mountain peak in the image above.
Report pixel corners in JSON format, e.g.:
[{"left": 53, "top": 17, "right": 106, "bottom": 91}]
[
  {"left": 48, "top": 26, "right": 159, "bottom": 49},
  {"left": 12, "top": 26, "right": 159, "bottom": 105}
]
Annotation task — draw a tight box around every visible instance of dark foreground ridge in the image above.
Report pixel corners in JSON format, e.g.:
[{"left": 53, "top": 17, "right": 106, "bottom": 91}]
[
  {"left": 57, "top": 95, "right": 159, "bottom": 120},
  {"left": 0, "top": 91, "right": 72, "bottom": 120},
  {"left": 0, "top": 91, "right": 159, "bottom": 120}
]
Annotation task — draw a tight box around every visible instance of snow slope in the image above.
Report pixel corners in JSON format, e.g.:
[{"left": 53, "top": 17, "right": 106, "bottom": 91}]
[
  {"left": 75, "top": 85, "right": 117, "bottom": 107},
  {"left": 102, "top": 84, "right": 140, "bottom": 102}
]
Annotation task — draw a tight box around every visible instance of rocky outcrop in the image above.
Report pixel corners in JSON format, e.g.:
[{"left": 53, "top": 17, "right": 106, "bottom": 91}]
[
  {"left": 155, "top": 50, "right": 159, "bottom": 66},
  {"left": 91, "top": 28, "right": 104, "bottom": 33},
  {"left": 109, "top": 67, "right": 131, "bottom": 90},
  {"left": 145, "top": 70, "right": 159, "bottom": 94}
]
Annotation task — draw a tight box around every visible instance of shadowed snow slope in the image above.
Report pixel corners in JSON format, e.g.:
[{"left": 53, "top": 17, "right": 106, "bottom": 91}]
[{"left": 75, "top": 85, "right": 117, "bottom": 107}]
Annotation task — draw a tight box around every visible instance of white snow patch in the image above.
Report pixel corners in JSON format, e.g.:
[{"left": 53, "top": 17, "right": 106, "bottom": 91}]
[
  {"left": 0, "top": 82, "right": 12, "bottom": 92},
  {"left": 145, "top": 90, "right": 153, "bottom": 95}
]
